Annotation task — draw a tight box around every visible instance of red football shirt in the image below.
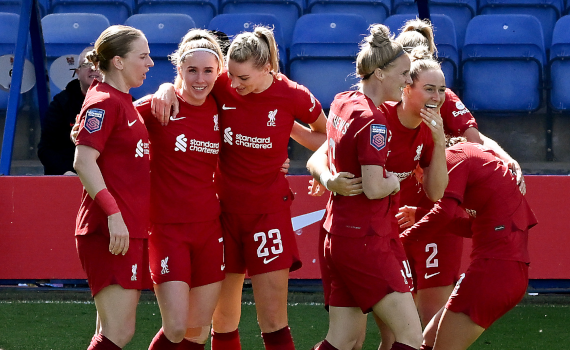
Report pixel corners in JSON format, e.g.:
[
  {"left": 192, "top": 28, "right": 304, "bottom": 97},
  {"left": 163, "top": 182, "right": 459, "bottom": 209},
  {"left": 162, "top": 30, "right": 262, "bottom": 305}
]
[
  {"left": 382, "top": 101, "right": 434, "bottom": 207},
  {"left": 407, "top": 142, "right": 537, "bottom": 262},
  {"left": 441, "top": 89, "right": 478, "bottom": 137},
  {"left": 212, "top": 71, "right": 322, "bottom": 214},
  {"left": 136, "top": 90, "right": 221, "bottom": 223},
  {"left": 75, "top": 81, "right": 150, "bottom": 238},
  {"left": 323, "top": 91, "right": 393, "bottom": 238}
]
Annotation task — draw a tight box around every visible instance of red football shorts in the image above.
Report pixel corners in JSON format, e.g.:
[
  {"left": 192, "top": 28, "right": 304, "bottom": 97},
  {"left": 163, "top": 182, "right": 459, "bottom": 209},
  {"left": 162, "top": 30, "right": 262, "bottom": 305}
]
[
  {"left": 220, "top": 209, "right": 302, "bottom": 276},
  {"left": 325, "top": 233, "right": 414, "bottom": 313},
  {"left": 76, "top": 232, "right": 151, "bottom": 297},
  {"left": 149, "top": 220, "right": 225, "bottom": 287},
  {"left": 446, "top": 258, "right": 529, "bottom": 329},
  {"left": 402, "top": 232, "right": 463, "bottom": 290}
]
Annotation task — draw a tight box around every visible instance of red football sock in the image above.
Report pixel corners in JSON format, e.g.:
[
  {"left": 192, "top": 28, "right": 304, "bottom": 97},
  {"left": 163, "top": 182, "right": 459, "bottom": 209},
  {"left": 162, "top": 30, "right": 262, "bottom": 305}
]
[
  {"left": 391, "top": 342, "right": 418, "bottom": 350},
  {"left": 419, "top": 345, "right": 433, "bottom": 350},
  {"left": 315, "top": 339, "right": 338, "bottom": 350},
  {"left": 149, "top": 328, "right": 180, "bottom": 350},
  {"left": 177, "top": 339, "right": 205, "bottom": 350},
  {"left": 87, "top": 334, "right": 121, "bottom": 350},
  {"left": 262, "top": 326, "right": 295, "bottom": 350},
  {"left": 211, "top": 329, "right": 241, "bottom": 350}
]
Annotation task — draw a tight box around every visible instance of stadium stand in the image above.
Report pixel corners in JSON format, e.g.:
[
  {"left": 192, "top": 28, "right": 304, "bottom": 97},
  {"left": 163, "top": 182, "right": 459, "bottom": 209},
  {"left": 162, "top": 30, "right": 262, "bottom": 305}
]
[
  {"left": 461, "top": 14, "right": 546, "bottom": 112},
  {"left": 383, "top": 14, "right": 459, "bottom": 90},
  {"left": 0, "top": 0, "right": 49, "bottom": 17},
  {"left": 219, "top": 0, "right": 304, "bottom": 48},
  {"left": 50, "top": 0, "right": 135, "bottom": 25},
  {"left": 0, "top": 12, "right": 23, "bottom": 111},
  {"left": 392, "top": 0, "right": 477, "bottom": 49},
  {"left": 306, "top": 0, "right": 390, "bottom": 26},
  {"left": 135, "top": 0, "right": 217, "bottom": 29},
  {"left": 289, "top": 13, "right": 367, "bottom": 110},
  {"left": 124, "top": 13, "right": 196, "bottom": 99},
  {"left": 478, "top": 0, "right": 564, "bottom": 50},
  {"left": 208, "top": 13, "right": 287, "bottom": 71},
  {"left": 549, "top": 15, "right": 570, "bottom": 112},
  {"left": 41, "top": 13, "right": 110, "bottom": 99}
]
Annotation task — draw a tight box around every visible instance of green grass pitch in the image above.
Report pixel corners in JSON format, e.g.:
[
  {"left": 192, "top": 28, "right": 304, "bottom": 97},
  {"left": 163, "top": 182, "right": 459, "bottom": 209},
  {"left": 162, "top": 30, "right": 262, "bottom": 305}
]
[{"left": 0, "top": 290, "right": 568, "bottom": 349}]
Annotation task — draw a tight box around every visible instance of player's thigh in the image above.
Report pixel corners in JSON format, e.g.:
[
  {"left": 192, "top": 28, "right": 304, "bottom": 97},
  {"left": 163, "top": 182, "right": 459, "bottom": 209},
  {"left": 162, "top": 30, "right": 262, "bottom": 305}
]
[{"left": 433, "top": 309, "right": 484, "bottom": 350}]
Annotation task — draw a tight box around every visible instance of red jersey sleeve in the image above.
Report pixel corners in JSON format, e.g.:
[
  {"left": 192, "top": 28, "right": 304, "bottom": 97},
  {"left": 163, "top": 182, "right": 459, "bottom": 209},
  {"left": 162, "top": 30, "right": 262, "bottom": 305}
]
[
  {"left": 443, "top": 147, "right": 470, "bottom": 204},
  {"left": 292, "top": 80, "right": 323, "bottom": 125},
  {"left": 76, "top": 99, "right": 119, "bottom": 153},
  {"left": 356, "top": 114, "right": 389, "bottom": 167},
  {"left": 441, "top": 89, "right": 478, "bottom": 137}
]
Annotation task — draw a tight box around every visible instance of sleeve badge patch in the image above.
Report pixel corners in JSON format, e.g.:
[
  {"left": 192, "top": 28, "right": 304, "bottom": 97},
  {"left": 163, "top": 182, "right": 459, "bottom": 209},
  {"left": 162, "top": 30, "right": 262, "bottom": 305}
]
[
  {"left": 84, "top": 108, "right": 105, "bottom": 133},
  {"left": 370, "top": 124, "right": 387, "bottom": 151}
]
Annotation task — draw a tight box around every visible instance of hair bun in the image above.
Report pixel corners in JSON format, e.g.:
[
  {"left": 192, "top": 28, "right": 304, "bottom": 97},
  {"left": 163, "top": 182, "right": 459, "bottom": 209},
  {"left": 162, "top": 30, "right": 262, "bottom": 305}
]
[
  {"left": 409, "top": 45, "right": 432, "bottom": 61},
  {"left": 366, "top": 24, "right": 393, "bottom": 49},
  {"left": 85, "top": 49, "right": 100, "bottom": 63}
]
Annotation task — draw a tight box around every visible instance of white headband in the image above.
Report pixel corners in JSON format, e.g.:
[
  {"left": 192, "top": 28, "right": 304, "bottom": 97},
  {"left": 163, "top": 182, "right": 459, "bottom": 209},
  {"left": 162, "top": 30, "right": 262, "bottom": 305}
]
[{"left": 180, "top": 48, "right": 220, "bottom": 62}]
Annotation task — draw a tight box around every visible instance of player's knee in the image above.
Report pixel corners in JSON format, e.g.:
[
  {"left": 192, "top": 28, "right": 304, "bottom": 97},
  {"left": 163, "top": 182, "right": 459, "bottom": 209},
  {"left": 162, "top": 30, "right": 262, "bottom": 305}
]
[
  {"left": 163, "top": 323, "right": 188, "bottom": 343},
  {"left": 110, "top": 323, "right": 136, "bottom": 347},
  {"left": 184, "top": 326, "right": 211, "bottom": 344}
]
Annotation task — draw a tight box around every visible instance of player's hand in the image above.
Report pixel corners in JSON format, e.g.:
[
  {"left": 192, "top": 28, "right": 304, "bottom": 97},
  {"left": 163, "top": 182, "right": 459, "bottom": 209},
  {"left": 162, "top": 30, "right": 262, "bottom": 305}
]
[
  {"left": 308, "top": 178, "right": 326, "bottom": 196},
  {"left": 151, "top": 83, "right": 178, "bottom": 126},
  {"left": 421, "top": 107, "right": 445, "bottom": 147},
  {"left": 396, "top": 205, "right": 417, "bottom": 229},
  {"left": 108, "top": 212, "right": 129, "bottom": 255},
  {"left": 328, "top": 172, "right": 363, "bottom": 196},
  {"left": 280, "top": 158, "right": 290, "bottom": 174},
  {"left": 507, "top": 159, "right": 526, "bottom": 195},
  {"left": 70, "top": 121, "right": 80, "bottom": 143}
]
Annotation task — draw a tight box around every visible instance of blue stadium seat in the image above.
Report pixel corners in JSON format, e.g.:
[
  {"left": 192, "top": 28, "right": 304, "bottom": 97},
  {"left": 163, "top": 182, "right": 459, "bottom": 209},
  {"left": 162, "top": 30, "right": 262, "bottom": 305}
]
[
  {"left": 549, "top": 15, "right": 570, "bottom": 111},
  {"left": 461, "top": 14, "right": 546, "bottom": 112},
  {"left": 306, "top": 0, "right": 390, "bottom": 26},
  {"left": 219, "top": 0, "right": 304, "bottom": 48},
  {"left": 393, "top": 0, "right": 477, "bottom": 49},
  {"left": 289, "top": 13, "right": 368, "bottom": 109},
  {"left": 51, "top": 0, "right": 135, "bottom": 25},
  {"left": 125, "top": 13, "right": 196, "bottom": 99},
  {"left": 135, "top": 0, "right": 217, "bottom": 29},
  {"left": 208, "top": 13, "right": 287, "bottom": 71},
  {"left": 383, "top": 14, "right": 459, "bottom": 90},
  {"left": 0, "top": 13, "right": 21, "bottom": 110},
  {"left": 42, "top": 13, "right": 110, "bottom": 99},
  {"left": 479, "top": 0, "right": 564, "bottom": 50},
  {"left": 0, "top": 0, "right": 49, "bottom": 17}
]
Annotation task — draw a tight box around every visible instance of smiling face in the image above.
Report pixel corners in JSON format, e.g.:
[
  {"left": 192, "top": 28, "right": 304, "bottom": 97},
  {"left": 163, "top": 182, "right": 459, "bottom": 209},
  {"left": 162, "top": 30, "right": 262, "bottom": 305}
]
[
  {"left": 120, "top": 36, "right": 154, "bottom": 89},
  {"left": 76, "top": 61, "right": 101, "bottom": 95},
  {"left": 380, "top": 54, "right": 413, "bottom": 102},
  {"left": 227, "top": 58, "right": 272, "bottom": 96},
  {"left": 404, "top": 68, "right": 446, "bottom": 113},
  {"left": 178, "top": 50, "right": 219, "bottom": 105}
]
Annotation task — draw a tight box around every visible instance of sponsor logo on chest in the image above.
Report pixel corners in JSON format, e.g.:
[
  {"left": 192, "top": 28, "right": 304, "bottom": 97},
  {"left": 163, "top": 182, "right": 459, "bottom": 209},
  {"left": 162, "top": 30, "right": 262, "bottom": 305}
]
[
  {"left": 174, "top": 133, "right": 219, "bottom": 154},
  {"left": 135, "top": 139, "right": 149, "bottom": 158},
  {"left": 223, "top": 127, "right": 273, "bottom": 149}
]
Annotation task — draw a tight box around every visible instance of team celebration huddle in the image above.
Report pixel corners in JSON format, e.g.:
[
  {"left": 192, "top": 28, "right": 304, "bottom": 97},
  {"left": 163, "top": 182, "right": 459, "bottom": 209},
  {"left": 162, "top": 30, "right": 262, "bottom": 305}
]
[{"left": 71, "top": 15, "right": 536, "bottom": 350}]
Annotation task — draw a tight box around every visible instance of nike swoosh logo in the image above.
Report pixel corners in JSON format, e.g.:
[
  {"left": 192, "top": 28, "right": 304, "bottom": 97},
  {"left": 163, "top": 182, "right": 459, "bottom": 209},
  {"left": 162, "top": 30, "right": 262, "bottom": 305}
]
[
  {"left": 291, "top": 209, "right": 326, "bottom": 232},
  {"left": 170, "top": 116, "right": 186, "bottom": 121},
  {"left": 263, "top": 256, "right": 279, "bottom": 264},
  {"left": 128, "top": 120, "right": 136, "bottom": 127},
  {"left": 222, "top": 104, "right": 236, "bottom": 110},
  {"left": 425, "top": 272, "right": 441, "bottom": 279}
]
